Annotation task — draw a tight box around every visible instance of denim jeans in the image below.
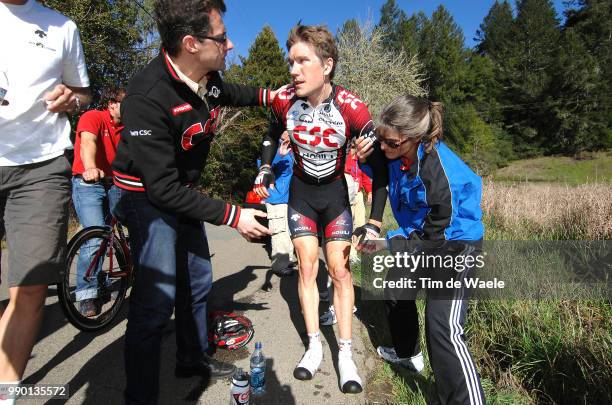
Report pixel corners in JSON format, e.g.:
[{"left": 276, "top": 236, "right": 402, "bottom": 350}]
[
  {"left": 71, "top": 177, "right": 120, "bottom": 301},
  {"left": 113, "top": 190, "right": 213, "bottom": 405}
]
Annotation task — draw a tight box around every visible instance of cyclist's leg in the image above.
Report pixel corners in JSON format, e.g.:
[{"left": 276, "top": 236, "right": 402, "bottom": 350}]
[
  {"left": 323, "top": 220, "right": 353, "bottom": 339},
  {"left": 71, "top": 177, "right": 107, "bottom": 301},
  {"left": 174, "top": 219, "right": 212, "bottom": 363},
  {"left": 321, "top": 179, "right": 354, "bottom": 340},
  {"left": 288, "top": 203, "right": 320, "bottom": 335},
  {"left": 115, "top": 190, "right": 178, "bottom": 404}
]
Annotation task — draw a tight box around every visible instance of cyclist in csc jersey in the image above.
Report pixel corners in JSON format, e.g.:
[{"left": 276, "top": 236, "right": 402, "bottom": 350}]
[{"left": 253, "top": 24, "right": 388, "bottom": 394}]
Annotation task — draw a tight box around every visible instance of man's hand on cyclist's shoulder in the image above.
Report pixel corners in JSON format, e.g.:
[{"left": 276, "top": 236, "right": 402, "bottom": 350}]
[
  {"left": 235, "top": 208, "right": 271, "bottom": 242},
  {"left": 269, "top": 84, "right": 291, "bottom": 103}
]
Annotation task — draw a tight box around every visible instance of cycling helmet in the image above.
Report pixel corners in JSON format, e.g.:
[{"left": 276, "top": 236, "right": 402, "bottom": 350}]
[{"left": 208, "top": 311, "right": 254, "bottom": 350}]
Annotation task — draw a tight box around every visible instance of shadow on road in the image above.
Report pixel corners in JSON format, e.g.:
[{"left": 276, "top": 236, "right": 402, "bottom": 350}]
[{"left": 209, "top": 265, "right": 270, "bottom": 312}]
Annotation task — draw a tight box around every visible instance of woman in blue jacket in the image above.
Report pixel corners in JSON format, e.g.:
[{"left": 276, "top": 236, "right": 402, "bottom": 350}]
[{"left": 358, "top": 94, "right": 485, "bottom": 405}]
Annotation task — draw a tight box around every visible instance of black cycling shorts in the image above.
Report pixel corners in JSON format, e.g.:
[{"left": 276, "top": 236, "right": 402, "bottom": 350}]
[{"left": 287, "top": 175, "right": 353, "bottom": 242}]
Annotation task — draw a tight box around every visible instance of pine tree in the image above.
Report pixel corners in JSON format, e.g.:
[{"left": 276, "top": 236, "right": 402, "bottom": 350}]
[
  {"left": 503, "top": 0, "right": 561, "bottom": 156},
  {"left": 545, "top": 0, "right": 612, "bottom": 154},
  {"left": 376, "top": 0, "right": 407, "bottom": 54},
  {"left": 418, "top": 5, "right": 469, "bottom": 104},
  {"left": 472, "top": 1, "right": 515, "bottom": 125},
  {"left": 475, "top": 0, "right": 514, "bottom": 59},
  {"left": 234, "top": 26, "right": 290, "bottom": 88},
  {"left": 395, "top": 13, "right": 427, "bottom": 57}
]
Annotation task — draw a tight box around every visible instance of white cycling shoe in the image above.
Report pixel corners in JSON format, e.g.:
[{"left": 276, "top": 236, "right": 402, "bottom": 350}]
[
  {"left": 338, "top": 351, "right": 363, "bottom": 394},
  {"left": 376, "top": 346, "right": 424, "bottom": 372},
  {"left": 293, "top": 343, "right": 323, "bottom": 380}
]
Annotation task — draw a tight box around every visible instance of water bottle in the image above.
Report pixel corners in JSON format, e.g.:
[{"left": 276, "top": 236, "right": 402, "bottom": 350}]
[
  {"left": 229, "top": 368, "right": 250, "bottom": 405},
  {"left": 0, "top": 70, "right": 8, "bottom": 104},
  {"left": 250, "top": 342, "right": 266, "bottom": 396}
]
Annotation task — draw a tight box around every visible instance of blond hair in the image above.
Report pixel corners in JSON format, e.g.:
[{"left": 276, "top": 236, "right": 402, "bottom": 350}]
[{"left": 286, "top": 24, "right": 338, "bottom": 80}]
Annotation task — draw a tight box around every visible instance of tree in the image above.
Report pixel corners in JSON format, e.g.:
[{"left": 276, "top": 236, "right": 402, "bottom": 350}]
[
  {"left": 502, "top": 0, "right": 560, "bottom": 155},
  {"left": 231, "top": 25, "right": 290, "bottom": 89},
  {"left": 376, "top": 0, "right": 407, "bottom": 54},
  {"left": 475, "top": 0, "right": 514, "bottom": 59},
  {"left": 545, "top": 0, "right": 612, "bottom": 154},
  {"left": 41, "top": 0, "right": 156, "bottom": 106},
  {"left": 418, "top": 5, "right": 470, "bottom": 104},
  {"left": 335, "top": 19, "right": 427, "bottom": 119}
]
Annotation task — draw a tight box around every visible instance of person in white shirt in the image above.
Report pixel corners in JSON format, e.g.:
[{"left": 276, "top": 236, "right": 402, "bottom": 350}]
[{"left": 0, "top": 1, "right": 91, "bottom": 401}]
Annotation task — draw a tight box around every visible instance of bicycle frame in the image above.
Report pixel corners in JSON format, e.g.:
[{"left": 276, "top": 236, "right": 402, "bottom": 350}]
[{"left": 82, "top": 217, "right": 132, "bottom": 281}]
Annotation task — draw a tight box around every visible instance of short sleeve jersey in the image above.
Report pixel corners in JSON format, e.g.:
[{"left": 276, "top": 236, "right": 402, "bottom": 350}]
[
  {"left": 270, "top": 85, "right": 375, "bottom": 183},
  {"left": 72, "top": 109, "right": 124, "bottom": 176}
]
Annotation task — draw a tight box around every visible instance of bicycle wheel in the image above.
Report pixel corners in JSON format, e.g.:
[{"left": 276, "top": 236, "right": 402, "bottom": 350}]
[{"left": 58, "top": 226, "right": 131, "bottom": 332}]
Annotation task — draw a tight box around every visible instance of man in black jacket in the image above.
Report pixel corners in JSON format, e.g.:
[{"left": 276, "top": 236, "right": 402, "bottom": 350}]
[{"left": 111, "top": 1, "right": 279, "bottom": 403}]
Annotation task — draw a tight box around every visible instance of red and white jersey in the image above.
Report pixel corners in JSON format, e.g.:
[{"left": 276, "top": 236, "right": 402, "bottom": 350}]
[{"left": 270, "top": 84, "right": 375, "bottom": 183}]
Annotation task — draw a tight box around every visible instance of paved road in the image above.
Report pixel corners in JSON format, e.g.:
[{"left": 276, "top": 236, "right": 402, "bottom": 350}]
[{"left": 1, "top": 224, "right": 375, "bottom": 404}]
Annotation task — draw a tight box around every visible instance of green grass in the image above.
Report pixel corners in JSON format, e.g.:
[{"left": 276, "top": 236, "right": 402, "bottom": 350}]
[
  {"left": 491, "top": 151, "right": 612, "bottom": 185},
  {"left": 359, "top": 186, "right": 611, "bottom": 404}
]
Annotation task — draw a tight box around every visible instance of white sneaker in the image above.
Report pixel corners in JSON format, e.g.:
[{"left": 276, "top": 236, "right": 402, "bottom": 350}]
[
  {"left": 338, "top": 351, "right": 363, "bottom": 394},
  {"left": 293, "top": 343, "right": 323, "bottom": 380},
  {"left": 376, "top": 346, "right": 424, "bottom": 372},
  {"left": 320, "top": 305, "right": 358, "bottom": 326}
]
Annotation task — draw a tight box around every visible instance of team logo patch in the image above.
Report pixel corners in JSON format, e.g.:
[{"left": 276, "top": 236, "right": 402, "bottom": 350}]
[
  {"left": 208, "top": 86, "right": 221, "bottom": 98},
  {"left": 298, "top": 114, "right": 313, "bottom": 123},
  {"left": 172, "top": 103, "right": 193, "bottom": 116},
  {"left": 181, "top": 123, "right": 204, "bottom": 150},
  {"left": 291, "top": 213, "right": 301, "bottom": 222}
]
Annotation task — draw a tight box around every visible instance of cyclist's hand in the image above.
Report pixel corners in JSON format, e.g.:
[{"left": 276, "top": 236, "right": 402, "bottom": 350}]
[
  {"left": 82, "top": 168, "right": 105, "bottom": 183},
  {"left": 270, "top": 84, "right": 290, "bottom": 103},
  {"left": 253, "top": 165, "right": 275, "bottom": 199},
  {"left": 44, "top": 84, "right": 78, "bottom": 113},
  {"left": 355, "top": 136, "right": 374, "bottom": 162},
  {"left": 236, "top": 209, "right": 271, "bottom": 241},
  {"left": 352, "top": 222, "right": 381, "bottom": 254}
]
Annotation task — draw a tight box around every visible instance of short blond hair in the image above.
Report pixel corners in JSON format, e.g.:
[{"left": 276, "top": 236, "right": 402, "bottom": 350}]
[{"left": 286, "top": 24, "right": 338, "bottom": 80}]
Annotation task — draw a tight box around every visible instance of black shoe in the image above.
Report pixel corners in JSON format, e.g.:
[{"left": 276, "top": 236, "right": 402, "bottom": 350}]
[
  {"left": 272, "top": 267, "right": 295, "bottom": 277},
  {"left": 175, "top": 354, "right": 236, "bottom": 379}
]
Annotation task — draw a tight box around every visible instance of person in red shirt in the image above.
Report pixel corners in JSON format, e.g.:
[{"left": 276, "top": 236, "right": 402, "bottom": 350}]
[{"left": 71, "top": 86, "right": 125, "bottom": 317}]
